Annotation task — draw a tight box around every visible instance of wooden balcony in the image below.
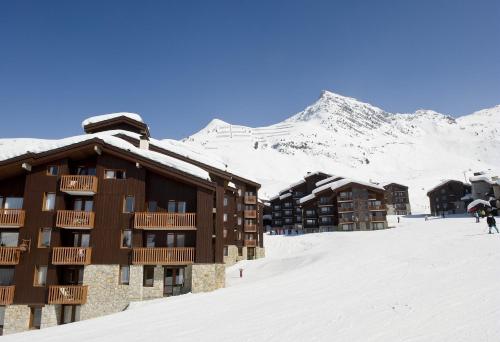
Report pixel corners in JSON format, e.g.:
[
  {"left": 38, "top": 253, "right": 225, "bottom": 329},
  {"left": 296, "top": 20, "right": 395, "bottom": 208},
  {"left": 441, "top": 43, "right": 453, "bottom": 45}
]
[
  {"left": 368, "top": 205, "right": 386, "bottom": 211},
  {"left": 244, "top": 195, "right": 257, "bottom": 204},
  {"left": 244, "top": 240, "right": 257, "bottom": 247},
  {"left": 132, "top": 247, "right": 195, "bottom": 265},
  {"left": 56, "top": 210, "right": 95, "bottom": 229},
  {"left": 338, "top": 218, "right": 354, "bottom": 224},
  {"left": 369, "top": 216, "right": 387, "bottom": 222},
  {"left": 337, "top": 196, "right": 353, "bottom": 202},
  {"left": 0, "top": 247, "right": 21, "bottom": 265},
  {"left": 134, "top": 212, "right": 196, "bottom": 230},
  {"left": 0, "top": 209, "right": 25, "bottom": 228},
  {"left": 60, "top": 175, "right": 98, "bottom": 195},
  {"left": 48, "top": 285, "right": 88, "bottom": 304},
  {"left": 338, "top": 207, "right": 354, "bottom": 213},
  {"left": 244, "top": 223, "right": 257, "bottom": 232},
  {"left": 0, "top": 286, "right": 15, "bottom": 305},
  {"left": 244, "top": 210, "right": 257, "bottom": 218},
  {"left": 52, "top": 247, "right": 92, "bottom": 265}
]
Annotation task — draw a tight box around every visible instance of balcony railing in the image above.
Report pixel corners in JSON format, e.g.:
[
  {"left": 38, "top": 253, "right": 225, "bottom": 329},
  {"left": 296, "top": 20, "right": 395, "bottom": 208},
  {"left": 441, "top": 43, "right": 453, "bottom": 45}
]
[
  {"left": 134, "top": 212, "right": 196, "bottom": 230},
  {"left": 244, "top": 195, "right": 257, "bottom": 204},
  {"left": 339, "top": 217, "right": 354, "bottom": 223},
  {"left": 338, "top": 207, "right": 354, "bottom": 213},
  {"left": 368, "top": 204, "right": 386, "bottom": 211},
  {"left": 0, "top": 247, "right": 21, "bottom": 265},
  {"left": 244, "top": 210, "right": 257, "bottom": 218},
  {"left": 52, "top": 247, "right": 92, "bottom": 265},
  {"left": 56, "top": 210, "right": 95, "bottom": 229},
  {"left": 0, "top": 209, "right": 25, "bottom": 228},
  {"left": 369, "top": 216, "right": 387, "bottom": 222},
  {"left": 338, "top": 195, "right": 353, "bottom": 202},
  {"left": 244, "top": 223, "right": 257, "bottom": 232},
  {"left": 0, "top": 286, "right": 15, "bottom": 305},
  {"left": 244, "top": 240, "right": 257, "bottom": 247},
  {"left": 48, "top": 285, "right": 88, "bottom": 304},
  {"left": 60, "top": 175, "right": 98, "bottom": 195},
  {"left": 132, "top": 247, "right": 195, "bottom": 265}
]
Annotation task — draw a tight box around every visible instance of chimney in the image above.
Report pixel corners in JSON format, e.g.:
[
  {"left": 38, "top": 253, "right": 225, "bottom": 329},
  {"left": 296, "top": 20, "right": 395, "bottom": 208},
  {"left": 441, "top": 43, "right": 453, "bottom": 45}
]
[{"left": 139, "top": 133, "right": 149, "bottom": 150}]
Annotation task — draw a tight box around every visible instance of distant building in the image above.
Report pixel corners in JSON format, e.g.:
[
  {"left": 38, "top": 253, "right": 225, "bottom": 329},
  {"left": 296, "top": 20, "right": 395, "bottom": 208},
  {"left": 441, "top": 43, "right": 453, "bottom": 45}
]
[
  {"left": 427, "top": 180, "right": 472, "bottom": 216},
  {"left": 382, "top": 183, "right": 411, "bottom": 215},
  {"left": 300, "top": 179, "right": 388, "bottom": 232}
]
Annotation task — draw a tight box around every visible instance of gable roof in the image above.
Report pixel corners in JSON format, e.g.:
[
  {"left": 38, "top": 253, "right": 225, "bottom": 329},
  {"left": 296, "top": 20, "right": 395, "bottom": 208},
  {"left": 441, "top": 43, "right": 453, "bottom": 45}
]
[
  {"left": 300, "top": 178, "right": 385, "bottom": 205},
  {"left": 426, "top": 180, "right": 469, "bottom": 195}
]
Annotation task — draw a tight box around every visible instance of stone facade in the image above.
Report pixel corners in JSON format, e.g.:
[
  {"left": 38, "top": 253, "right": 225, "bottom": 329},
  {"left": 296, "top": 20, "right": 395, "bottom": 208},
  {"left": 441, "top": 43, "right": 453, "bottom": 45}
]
[
  {"left": 3, "top": 305, "right": 30, "bottom": 335},
  {"left": 223, "top": 245, "right": 266, "bottom": 265},
  {"left": 40, "top": 305, "right": 60, "bottom": 329},
  {"left": 255, "top": 247, "right": 266, "bottom": 258},
  {"left": 187, "top": 264, "right": 225, "bottom": 293}
]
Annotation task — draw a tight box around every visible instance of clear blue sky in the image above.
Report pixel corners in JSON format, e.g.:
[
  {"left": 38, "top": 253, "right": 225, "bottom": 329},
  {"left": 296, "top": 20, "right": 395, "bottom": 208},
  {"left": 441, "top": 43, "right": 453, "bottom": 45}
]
[{"left": 1, "top": 0, "right": 499, "bottom": 139}]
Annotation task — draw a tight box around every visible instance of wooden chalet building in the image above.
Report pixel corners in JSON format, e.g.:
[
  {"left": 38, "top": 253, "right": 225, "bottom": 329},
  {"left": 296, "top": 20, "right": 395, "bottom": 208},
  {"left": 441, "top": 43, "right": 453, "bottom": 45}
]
[
  {"left": 382, "top": 183, "right": 411, "bottom": 215},
  {"left": 426, "top": 180, "right": 472, "bottom": 216},
  {"left": 0, "top": 113, "right": 264, "bottom": 334},
  {"left": 299, "top": 178, "right": 388, "bottom": 232},
  {"left": 269, "top": 172, "right": 332, "bottom": 234}
]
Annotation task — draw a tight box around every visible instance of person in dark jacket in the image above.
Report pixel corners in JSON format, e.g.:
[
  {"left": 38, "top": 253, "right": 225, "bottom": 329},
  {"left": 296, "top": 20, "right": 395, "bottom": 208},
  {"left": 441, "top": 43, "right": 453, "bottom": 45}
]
[{"left": 487, "top": 214, "right": 498, "bottom": 234}]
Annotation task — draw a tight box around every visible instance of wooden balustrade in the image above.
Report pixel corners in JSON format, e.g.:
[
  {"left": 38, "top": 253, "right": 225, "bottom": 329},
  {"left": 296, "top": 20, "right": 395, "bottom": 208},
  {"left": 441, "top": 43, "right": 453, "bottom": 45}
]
[
  {"left": 52, "top": 247, "right": 92, "bottom": 265},
  {"left": 134, "top": 212, "right": 196, "bottom": 230},
  {"left": 244, "top": 210, "right": 257, "bottom": 218},
  {"left": 0, "top": 209, "right": 25, "bottom": 228},
  {"left": 338, "top": 217, "right": 354, "bottom": 223},
  {"left": 368, "top": 205, "right": 386, "bottom": 211},
  {"left": 244, "top": 195, "right": 257, "bottom": 204},
  {"left": 132, "top": 247, "right": 195, "bottom": 265},
  {"left": 56, "top": 210, "right": 95, "bottom": 229},
  {"left": 338, "top": 207, "right": 354, "bottom": 213},
  {"left": 48, "top": 285, "right": 88, "bottom": 304},
  {"left": 244, "top": 240, "right": 257, "bottom": 247},
  {"left": 0, "top": 286, "right": 15, "bottom": 305},
  {"left": 244, "top": 223, "right": 257, "bottom": 232},
  {"left": 0, "top": 247, "right": 21, "bottom": 265},
  {"left": 369, "top": 216, "right": 387, "bottom": 222},
  {"left": 60, "top": 175, "right": 98, "bottom": 194},
  {"left": 338, "top": 196, "right": 353, "bottom": 202}
]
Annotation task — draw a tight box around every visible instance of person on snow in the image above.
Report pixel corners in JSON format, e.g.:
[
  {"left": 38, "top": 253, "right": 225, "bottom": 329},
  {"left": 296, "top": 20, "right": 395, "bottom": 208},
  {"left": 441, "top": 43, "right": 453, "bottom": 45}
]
[
  {"left": 475, "top": 211, "right": 480, "bottom": 223},
  {"left": 487, "top": 214, "right": 498, "bottom": 234}
]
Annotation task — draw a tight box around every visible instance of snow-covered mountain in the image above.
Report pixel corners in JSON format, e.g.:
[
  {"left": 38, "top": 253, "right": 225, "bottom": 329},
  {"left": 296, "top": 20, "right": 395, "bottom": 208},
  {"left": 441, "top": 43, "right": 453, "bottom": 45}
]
[{"left": 178, "top": 91, "right": 500, "bottom": 212}]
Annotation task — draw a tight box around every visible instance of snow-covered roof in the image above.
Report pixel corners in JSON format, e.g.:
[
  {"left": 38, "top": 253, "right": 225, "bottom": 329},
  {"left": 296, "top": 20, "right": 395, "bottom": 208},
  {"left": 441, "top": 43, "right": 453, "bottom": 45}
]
[
  {"left": 82, "top": 112, "right": 144, "bottom": 127},
  {"left": 315, "top": 175, "right": 343, "bottom": 187},
  {"left": 426, "top": 179, "right": 466, "bottom": 195},
  {"left": 279, "top": 193, "right": 292, "bottom": 200},
  {"left": 0, "top": 132, "right": 211, "bottom": 182},
  {"left": 269, "top": 195, "right": 280, "bottom": 201},
  {"left": 300, "top": 178, "right": 384, "bottom": 204},
  {"left": 304, "top": 171, "right": 331, "bottom": 179},
  {"left": 227, "top": 182, "right": 237, "bottom": 189},
  {"left": 467, "top": 199, "right": 491, "bottom": 211},
  {"left": 299, "top": 193, "right": 315, "bottom": 204},
  {"left": 469, "top": 175, "right": 495, "bottom": 184},
  {"left": 461, "top": 194, "right": 473, "bottom": 201}
]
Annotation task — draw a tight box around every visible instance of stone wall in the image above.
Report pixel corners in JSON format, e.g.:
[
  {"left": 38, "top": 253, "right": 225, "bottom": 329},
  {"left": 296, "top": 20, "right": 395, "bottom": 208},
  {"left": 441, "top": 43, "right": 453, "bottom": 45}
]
[
  {"left": 3, "top": 305, "right": 30, "bottom": 335},
  {"left": 188, "top": 264, "right": 225, "bottom": 293},
  {"left": 256, "top": 247, "right": 266, "bottom": 258},
  {"left": 41, "top": 304, "right": 60, "bottom": 329}
]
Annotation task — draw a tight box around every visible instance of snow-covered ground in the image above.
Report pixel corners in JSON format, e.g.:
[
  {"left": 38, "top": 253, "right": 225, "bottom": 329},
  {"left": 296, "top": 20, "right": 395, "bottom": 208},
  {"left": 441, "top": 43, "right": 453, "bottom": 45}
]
[{"left": 5, "top": 215, "right": 500, "bottom": 342}]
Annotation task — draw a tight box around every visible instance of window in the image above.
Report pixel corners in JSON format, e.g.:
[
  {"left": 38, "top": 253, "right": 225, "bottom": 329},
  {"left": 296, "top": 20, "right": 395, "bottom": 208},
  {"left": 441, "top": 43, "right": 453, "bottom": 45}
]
[
  {"left": 143, "top": 266, "right": 154, "bottom": 287},
  {"left": 223, "top": 213, "right": 227, "bottom": 222},
  {"left": 167, "top": 233, "right": 175, "bottom": 248},
  {"left": 119, "top": 265, "right": 130, "bottom": 285},
  {"left": 223, "top": 196, "right": 228, "bottom": 207},
  {"left": 34, "top": 265, "right": 47, "bottom": 286},
  {"left": 167, "top": 201, "right": 176, "bottom": 213},
  {"left": 121, "top": 229, "right": 132, "bottom": 248},
  {"left": 3, "top": 197, "right": 23, "bottom": 209},
  {"left": 237, "top": 217, "right": 242, "bottom": 225},
  {"left": 62, "top": 305, "right": 81, "bottom": 324},
  {"left": 223, "top": 229, "right": 228, "bottom": 238},
  {"left": 372, "top": 222, "right": 385, "bottom": 230},
  {"left": 46, "top": 165, "right": 58, "bottom": 176},
  {"left": 38, "top": 228, "right": 51, "bottom": 248},
  {"left": 177, "top": 234, "right": 185, "bottom": 247},
  {"left": 29, "top": 307, "right": 42, "bottom": 329},
  {"left": 237, "top": 203, "right": 242, "bottom": 211},
  {"left": 0, "top": 268, "right": 15, "bottom": 286},
  {"left": 147, "top": 201, "right": 158, "bottom": 212},
  {"left": 237, "top": 246, "right": 243, "bottom": 257},
  {"left": 223, "top": 246, "right": 228, "bottom": 256},
  {"left": 146, "top": 233, "right": 155, "bottom": 248},
  {"left": 177, "top": 201, "right": 186, "bottom": 213},
  {"left": 80, "top": 233, "right": 90, "bottom": 247},
  {"left": 0, "top": 232, "right": 18, "bottom": 247},
  {"left": 123, "top": 196, "right": 135, "bottom": 213},
  {"left": 43, "top": 193, "right": 56, "bottom": 211},
  {"left": 73, "top": 199, "right": 93, "bottom": 212},
  {"left": 104, "top": 169, "right": 126, "bottom": 179}
]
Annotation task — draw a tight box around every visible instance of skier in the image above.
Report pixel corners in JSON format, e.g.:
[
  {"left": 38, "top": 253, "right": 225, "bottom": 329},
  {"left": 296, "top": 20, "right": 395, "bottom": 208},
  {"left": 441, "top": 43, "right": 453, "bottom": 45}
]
[
  {"left": 475, "top": 211, "right": 480, "bottom": 223},
  {"left": 425, "top": 215, "right": 428, "bottom": 221},
  {"left": 487, "top": 214, "right": 498, "bottom": 234},
  {"left": 397, "top": 217, "right": 400, "bottom": 223}
]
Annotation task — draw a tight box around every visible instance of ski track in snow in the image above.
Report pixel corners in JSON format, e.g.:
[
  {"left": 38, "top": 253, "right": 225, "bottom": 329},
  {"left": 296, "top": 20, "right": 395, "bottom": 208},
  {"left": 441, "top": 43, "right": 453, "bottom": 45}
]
[{"left": 6, "top": 215, "right": 500, "bottom": 342}]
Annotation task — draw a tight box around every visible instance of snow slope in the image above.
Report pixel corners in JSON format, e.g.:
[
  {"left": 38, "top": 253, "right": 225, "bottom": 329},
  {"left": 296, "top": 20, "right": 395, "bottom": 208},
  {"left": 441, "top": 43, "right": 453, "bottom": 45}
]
[
  {"left": 6, "top": 216, "right": 500, "bottom": 341},
  {"left": 181, "top": 91, "right": 500, "bottom": 212}
]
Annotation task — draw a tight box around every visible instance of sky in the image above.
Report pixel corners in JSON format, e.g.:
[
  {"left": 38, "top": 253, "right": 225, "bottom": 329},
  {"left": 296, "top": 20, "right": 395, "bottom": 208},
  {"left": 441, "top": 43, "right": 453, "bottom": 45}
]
[{"left": 0, "top": 0, "right": 499, "bottom": 139}]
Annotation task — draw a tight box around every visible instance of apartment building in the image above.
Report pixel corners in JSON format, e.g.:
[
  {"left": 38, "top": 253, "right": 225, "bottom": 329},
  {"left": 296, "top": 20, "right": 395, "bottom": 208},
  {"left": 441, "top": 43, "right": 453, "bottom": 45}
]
[
  {"left": 0, "top": 113, "right": 264, "bottom": 334},
  {"left": 382, "top": 183, "right": 411, "bottom": 215},
  {"left": 426, "top": 180, "right": 472, "bottom": 216},
  {"left": 299, "top": 178, "right": 388, "bottom": 232}
]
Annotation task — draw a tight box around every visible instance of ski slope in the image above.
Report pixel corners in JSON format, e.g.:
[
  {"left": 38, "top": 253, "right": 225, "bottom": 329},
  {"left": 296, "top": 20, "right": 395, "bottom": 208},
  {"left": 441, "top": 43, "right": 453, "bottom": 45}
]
[{"left": 5, "top": 216, "right": 500, "bottom": 342}]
